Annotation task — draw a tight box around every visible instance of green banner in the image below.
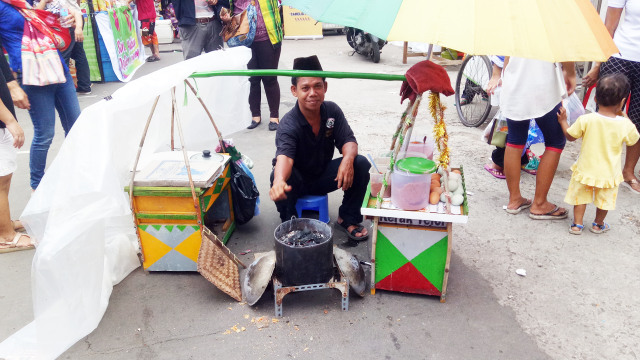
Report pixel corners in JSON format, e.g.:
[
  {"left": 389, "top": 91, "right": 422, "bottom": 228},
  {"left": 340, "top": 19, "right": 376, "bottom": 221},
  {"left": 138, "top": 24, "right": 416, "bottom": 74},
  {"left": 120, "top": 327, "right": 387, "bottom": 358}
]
[{"left": 108, "top": 6, "right": 143, "bottom": 80}]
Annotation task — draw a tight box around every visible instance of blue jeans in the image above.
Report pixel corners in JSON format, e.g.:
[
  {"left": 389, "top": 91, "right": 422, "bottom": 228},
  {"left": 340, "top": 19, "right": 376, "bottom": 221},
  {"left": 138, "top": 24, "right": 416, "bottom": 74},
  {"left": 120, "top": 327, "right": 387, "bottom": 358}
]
[{"left": 23, "top": 70, "right": 80, "bottom": 189}]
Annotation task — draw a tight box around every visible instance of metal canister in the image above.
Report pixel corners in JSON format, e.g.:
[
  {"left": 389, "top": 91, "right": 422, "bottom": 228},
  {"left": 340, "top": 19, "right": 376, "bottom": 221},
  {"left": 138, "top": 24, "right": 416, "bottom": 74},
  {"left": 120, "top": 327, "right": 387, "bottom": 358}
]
[{"left": 274, "top": 218, "right": 334, "bottom": 286}]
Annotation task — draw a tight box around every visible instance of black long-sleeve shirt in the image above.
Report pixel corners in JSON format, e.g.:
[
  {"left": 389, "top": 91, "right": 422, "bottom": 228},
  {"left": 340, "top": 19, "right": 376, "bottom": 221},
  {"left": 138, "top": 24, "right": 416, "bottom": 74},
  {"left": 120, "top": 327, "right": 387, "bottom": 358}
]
[{"left": 0, "top": 38, "right": 17, "bottom": 129}]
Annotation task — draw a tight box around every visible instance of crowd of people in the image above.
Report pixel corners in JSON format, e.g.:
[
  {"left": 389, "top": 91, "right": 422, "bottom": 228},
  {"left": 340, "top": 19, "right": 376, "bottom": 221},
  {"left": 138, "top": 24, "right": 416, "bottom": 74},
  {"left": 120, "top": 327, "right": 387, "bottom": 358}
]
[{"left": 1, "top": 0, "right": 639, "bottom": 253}]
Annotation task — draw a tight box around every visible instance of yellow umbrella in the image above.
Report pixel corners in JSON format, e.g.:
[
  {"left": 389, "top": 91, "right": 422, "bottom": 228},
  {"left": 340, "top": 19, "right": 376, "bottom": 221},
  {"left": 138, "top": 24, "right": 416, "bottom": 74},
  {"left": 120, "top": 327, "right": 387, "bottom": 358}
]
[{"left": 283, "top": 0, "right": 619, "bottom": 62}]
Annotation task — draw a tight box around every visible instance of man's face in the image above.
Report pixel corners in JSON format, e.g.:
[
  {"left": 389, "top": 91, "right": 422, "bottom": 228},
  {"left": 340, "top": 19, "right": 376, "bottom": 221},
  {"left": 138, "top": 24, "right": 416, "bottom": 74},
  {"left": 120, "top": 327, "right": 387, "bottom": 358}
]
[{"left": 291, "top": 77, "right": 327, "bottom": 114}]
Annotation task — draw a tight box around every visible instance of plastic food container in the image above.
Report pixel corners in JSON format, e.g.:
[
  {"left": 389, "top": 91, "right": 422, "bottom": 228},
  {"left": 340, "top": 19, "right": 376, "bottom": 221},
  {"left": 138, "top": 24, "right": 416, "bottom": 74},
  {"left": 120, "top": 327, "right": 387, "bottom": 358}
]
[
  {"left": 370, "top": 170, "right": 391, "bottom": 198},
  {"left": 391, "top": 157, "right": 436, "bottom": 210},
  {"left": 369, "top": 157, "right": 391, "bottom": 198},
  {"left": 407, "top": 137, "right": 435, "bottom": 160}
]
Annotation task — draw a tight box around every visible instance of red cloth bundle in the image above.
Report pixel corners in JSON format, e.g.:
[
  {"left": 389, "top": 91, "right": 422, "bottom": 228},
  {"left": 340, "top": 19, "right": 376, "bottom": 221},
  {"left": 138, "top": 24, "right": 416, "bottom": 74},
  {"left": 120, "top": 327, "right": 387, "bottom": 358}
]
[{"left": 400, "top": 60, "right": 455, "bottom": 103}]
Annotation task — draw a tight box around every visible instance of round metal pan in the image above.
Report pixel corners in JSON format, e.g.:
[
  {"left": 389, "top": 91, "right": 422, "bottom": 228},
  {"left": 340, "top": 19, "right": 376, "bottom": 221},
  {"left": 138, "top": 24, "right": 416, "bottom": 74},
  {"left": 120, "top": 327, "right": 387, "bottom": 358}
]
[
  {"left": 242, "top": 251, "right": 276, "bottom": 306},
  {"left": 333, "top": 246, "right": 366, "bottom": 297}
]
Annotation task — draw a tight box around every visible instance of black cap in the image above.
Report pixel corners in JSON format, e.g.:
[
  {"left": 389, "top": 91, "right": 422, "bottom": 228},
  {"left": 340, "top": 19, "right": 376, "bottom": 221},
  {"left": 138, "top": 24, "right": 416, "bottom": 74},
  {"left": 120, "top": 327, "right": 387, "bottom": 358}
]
[{"left": 293, "top": 55, "right": 323, "bottom": 71}]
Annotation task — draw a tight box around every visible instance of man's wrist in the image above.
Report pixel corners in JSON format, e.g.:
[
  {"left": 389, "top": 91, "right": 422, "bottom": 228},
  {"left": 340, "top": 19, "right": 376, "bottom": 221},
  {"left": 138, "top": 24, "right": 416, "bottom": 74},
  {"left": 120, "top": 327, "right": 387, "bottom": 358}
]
[{"left": 341, "top": 154, "right": 356, "bottom": 163}]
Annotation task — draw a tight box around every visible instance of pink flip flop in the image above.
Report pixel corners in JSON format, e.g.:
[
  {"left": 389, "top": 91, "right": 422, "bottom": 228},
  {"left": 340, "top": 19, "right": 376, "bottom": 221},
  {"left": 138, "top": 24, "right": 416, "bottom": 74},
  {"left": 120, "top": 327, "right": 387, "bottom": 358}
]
[{"left": 484, "top": 164, "right": 506, "bottom": 179}]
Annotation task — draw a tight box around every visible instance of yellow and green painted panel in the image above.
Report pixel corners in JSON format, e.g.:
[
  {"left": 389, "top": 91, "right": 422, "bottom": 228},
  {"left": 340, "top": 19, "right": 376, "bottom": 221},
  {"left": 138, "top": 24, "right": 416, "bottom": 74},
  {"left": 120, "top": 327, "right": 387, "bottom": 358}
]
[{"left": 139, "top": 224, "right": 202, "bottom": 271}]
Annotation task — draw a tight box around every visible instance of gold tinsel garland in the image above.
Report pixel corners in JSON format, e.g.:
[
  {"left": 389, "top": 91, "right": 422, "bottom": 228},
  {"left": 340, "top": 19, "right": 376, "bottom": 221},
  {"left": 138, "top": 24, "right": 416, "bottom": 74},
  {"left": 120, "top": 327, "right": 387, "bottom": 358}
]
[{"left": 428, "top": 92, "right": 449, "bottom": 168}]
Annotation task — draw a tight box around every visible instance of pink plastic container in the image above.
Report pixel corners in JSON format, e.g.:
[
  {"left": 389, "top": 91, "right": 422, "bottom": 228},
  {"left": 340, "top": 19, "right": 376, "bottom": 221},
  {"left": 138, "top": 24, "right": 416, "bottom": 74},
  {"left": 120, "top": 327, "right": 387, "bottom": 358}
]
[{"left": 407, "top": 138, "right": 435, "bottom": 160}]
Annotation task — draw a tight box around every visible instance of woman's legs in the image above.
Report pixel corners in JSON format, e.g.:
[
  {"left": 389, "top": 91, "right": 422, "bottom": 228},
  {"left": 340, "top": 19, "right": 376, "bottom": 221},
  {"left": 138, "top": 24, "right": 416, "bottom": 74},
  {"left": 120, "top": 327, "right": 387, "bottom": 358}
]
[
  {"left": 530, "top": 103, "right": 566, "bottom": 215},
  {"left": 54, "top": 71, "right": 81, "bottom": 135},
  {"left": 24, "top": 72, "right": 80, "bottom": 189},
  {"left": 623, "top": 143, "right": 640, "bottom": 189},
  {"left": 249, "top": 41, "right": 281, "bottom": 122},
  {"left": 0, "top": 173, "right": 30, "bottom": 248},
  {"left": 24, "top": 85, "right": 57, "bottom": 190},
  {"left": 247, "top": 44, "right": 262, "bottom": 121},
  {"left": 260, "top": 45, "right": 282, "bottom": 121},
  {"left": 504, "top": 120, "right": 530, "bottom": 210},
  {"left": 0, "top": 173, "right": 14, "bottom": 239},
  {"left": 622, "top": 61, "right": 640, "bottom": 190}
]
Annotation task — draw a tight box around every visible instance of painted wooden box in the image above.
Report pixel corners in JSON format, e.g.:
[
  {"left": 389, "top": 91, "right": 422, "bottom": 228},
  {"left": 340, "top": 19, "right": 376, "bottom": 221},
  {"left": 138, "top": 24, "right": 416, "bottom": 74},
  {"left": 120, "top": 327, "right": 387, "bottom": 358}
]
[{"left": 127, "top": 160, "right": 235, "bottom": 272}]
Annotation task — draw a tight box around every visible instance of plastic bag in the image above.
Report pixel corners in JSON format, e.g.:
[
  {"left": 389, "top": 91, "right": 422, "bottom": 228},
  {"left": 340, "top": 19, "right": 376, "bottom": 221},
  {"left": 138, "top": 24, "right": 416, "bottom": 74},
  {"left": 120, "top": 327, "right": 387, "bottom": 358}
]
[
  {"left": 230, "top": 161, "right": 259, "bottom": 225},
  {"left": 562, "top": 92, "right": 586, "bottom": 126},
  {"left": 237, "top": 160, "right": 260, "bottom": 216},
  {"left": 487, "top": 114, "right": 508, "bottom": 148}
]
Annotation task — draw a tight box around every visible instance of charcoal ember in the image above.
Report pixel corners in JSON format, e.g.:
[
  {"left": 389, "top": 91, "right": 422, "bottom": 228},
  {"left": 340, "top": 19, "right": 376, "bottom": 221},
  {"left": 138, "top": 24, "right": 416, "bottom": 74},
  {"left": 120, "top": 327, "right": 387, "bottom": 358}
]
[{"left": 278, "top": 229, "right": 327, "bottom": 247}]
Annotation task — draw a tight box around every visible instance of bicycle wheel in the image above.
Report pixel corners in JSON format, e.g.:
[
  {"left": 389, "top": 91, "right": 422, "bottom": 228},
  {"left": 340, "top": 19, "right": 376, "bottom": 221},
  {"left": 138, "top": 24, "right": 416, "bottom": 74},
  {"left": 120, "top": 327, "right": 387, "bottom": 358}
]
[{"left": 455, "top": 55, "right": 493, "bottom": 127}]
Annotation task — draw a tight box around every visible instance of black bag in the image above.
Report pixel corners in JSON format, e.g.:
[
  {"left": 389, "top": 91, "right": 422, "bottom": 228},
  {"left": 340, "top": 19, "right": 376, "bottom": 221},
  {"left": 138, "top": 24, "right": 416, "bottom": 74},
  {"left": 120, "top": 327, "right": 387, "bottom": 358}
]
[{"left": 230, "top": 161, "right": 259, "bottom": 225}]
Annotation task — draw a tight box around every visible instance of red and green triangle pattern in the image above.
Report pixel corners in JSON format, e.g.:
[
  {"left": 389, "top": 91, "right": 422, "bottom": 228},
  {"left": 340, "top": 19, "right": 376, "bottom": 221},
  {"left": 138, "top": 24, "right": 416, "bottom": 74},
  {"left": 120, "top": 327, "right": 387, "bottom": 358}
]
[{"left": 375, "top": 225, "right": 448, "bottom": 296}]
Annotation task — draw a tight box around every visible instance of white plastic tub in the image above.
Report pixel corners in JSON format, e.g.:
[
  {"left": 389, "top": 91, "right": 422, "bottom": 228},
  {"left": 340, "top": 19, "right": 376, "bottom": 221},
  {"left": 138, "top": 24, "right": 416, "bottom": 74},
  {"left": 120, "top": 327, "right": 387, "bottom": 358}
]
[{"left": 156, "top": 19, "right": 174, "bottom": 44}]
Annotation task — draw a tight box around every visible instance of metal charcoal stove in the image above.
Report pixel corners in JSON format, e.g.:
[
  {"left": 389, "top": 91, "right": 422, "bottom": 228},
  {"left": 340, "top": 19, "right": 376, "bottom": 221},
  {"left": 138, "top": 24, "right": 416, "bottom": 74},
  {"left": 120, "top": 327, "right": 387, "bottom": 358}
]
[{"left": 272, "top": 218, "right": 349, "bottom": 316}]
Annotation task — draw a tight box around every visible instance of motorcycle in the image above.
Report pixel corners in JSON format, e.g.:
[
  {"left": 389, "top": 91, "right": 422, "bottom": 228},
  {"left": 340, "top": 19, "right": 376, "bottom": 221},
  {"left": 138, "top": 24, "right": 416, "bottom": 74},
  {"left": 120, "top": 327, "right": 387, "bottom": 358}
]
[{"left": 345, "top": 27, "right": 386, "bottom": 63}]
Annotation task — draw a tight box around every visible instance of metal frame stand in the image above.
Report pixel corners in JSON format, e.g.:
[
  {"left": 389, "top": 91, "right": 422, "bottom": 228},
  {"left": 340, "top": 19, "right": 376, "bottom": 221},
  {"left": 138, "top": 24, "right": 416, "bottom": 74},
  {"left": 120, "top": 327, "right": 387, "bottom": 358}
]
[{"left": 273, "top": 268, "right": 349, "bottom": 317}]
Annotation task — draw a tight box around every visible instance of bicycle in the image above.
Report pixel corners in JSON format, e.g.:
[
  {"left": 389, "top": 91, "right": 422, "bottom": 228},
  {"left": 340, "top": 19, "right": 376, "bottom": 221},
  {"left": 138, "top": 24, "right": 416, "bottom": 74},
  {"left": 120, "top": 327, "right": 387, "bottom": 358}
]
[{"left": 454, "top": 55, "right": 493, "bottom": 127}]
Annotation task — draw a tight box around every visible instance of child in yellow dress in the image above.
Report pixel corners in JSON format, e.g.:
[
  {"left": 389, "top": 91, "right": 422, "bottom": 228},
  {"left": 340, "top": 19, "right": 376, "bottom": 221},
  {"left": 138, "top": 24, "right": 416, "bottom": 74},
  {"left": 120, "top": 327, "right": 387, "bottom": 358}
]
[{"left": 558, "top": 73, "right": 640, "bottom": 235}]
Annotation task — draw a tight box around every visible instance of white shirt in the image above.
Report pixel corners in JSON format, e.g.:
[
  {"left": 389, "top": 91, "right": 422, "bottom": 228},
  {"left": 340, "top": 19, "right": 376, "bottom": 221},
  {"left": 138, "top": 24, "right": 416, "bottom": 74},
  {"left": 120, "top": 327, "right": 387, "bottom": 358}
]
[
  {"left": 500, "top": 57, "right": 563, "bottom": 121},
  {"left": 195, "top": 0, "right": 214, "bottom": 18},
  {"left": 609, "top": 0, "right": 640, "bottom": 62}
]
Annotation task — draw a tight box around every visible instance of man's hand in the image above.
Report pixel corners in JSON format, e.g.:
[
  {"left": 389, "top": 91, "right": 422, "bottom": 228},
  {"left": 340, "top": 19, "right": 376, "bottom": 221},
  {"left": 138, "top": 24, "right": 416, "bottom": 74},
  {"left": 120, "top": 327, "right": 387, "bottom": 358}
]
[
  {"left": 335, "top": 157, "right": 354, "bottom": 191},
  {"left": 582, "top": 64, "right": 600, "bottom": 89},
  {"left": 6, "top": 121, "right": 24, "bottom": 149},
  {"left": 269, "top": 179, "right": 291, "bottom": 201},
  {"left": 7, "top": 81, "right": 30, "bottom": 110},
  {"left": 206, "top": 0, "right": 217, "bottom": 5}
]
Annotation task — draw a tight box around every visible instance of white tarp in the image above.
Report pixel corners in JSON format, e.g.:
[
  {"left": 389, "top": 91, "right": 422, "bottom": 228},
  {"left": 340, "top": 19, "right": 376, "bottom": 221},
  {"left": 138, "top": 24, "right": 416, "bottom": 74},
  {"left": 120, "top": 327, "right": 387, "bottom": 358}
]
[{"left": 0, "top": 47, "right": 252, "bottom": 359}]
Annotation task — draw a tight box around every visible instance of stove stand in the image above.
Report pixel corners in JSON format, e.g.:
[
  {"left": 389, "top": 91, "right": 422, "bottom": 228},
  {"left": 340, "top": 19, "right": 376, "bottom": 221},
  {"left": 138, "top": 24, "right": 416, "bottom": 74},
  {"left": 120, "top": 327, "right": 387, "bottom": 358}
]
[{"left": 273, "top": 268, "right": 349, "bottom": 317}]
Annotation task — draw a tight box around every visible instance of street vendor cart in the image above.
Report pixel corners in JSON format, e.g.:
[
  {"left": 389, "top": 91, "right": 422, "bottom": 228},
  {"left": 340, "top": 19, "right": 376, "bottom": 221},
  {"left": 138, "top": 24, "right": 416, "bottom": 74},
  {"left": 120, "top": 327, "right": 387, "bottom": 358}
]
[{"left": 361, "top": 170, "right": 468, "bottom": 302}]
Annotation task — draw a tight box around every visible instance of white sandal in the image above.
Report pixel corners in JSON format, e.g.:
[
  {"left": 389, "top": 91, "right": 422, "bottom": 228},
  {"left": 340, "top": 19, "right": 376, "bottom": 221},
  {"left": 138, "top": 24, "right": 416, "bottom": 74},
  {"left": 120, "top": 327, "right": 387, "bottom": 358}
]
[{"left": 0, "top": 233, "right": 34, "bottom": 254}]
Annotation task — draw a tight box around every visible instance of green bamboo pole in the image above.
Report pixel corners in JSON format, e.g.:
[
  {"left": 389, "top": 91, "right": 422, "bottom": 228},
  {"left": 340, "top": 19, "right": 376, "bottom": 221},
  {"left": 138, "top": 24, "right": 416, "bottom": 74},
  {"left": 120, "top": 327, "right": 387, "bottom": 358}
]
[{"left": 190, "top": 69, "right": 406, "bottom": 82}]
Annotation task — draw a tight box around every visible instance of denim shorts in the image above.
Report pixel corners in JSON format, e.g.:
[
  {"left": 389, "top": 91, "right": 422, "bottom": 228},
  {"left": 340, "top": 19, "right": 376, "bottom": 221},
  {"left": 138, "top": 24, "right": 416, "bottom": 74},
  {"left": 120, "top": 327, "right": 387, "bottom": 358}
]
[{"left": 506, "top": 103, "right": 566, "bottom": 153}]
